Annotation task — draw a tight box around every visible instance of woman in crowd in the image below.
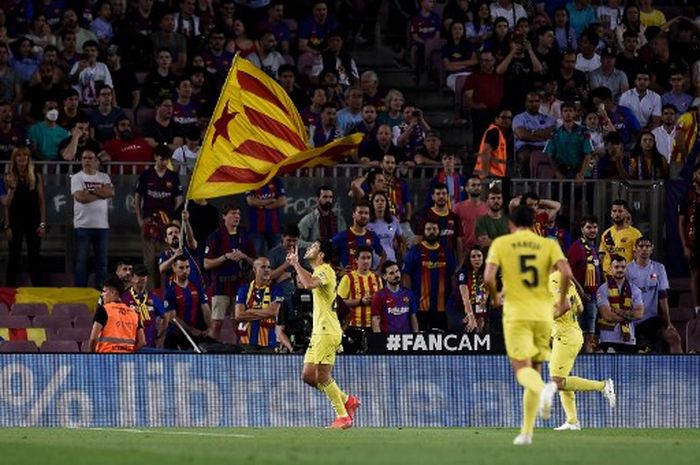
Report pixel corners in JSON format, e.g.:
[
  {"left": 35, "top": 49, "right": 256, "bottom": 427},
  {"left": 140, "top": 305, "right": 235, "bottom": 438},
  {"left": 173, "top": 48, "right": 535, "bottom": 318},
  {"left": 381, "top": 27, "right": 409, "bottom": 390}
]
[
  {"left": 615, "top": 3, "right": 647, "bottom": 50},
  {"left": 441, "top": 21, "right": 478, "bottom": 93},
  {"left": 377, "top": 89, "right": 405, "bottom": 128},
  {"left": 553, "top": 7, "right": 577, "bottom": 52},
  {"left": 453, "top": 246, "right": 489, "bottom": 333},
  {"left": 629, "top": 131, "right": 669, "bottom": 180},
  {"left": 465, "top": 1, "right": 492, "bottom": 46},
  {"left": 367, "top": 191, "right": 404, "bottom": 263},
  {"left": 4, "top": 146, "right": 46, "bottom": 286}
]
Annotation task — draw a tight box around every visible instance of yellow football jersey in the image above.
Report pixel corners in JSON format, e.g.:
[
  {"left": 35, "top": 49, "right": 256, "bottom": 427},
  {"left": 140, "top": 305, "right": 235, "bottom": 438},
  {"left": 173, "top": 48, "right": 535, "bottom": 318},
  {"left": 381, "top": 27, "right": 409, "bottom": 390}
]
[
  {"left": 311, "top": 263, "right": 342, "bottom": 336},
  {"left": 549, "top": 271, "right": 583, "bottom": 342},
  {"left": 599, "top": 225, "right": 642, "bottom": 273},
  {"left": 486, "top": 229, "right": 566, "bottom": 322}
]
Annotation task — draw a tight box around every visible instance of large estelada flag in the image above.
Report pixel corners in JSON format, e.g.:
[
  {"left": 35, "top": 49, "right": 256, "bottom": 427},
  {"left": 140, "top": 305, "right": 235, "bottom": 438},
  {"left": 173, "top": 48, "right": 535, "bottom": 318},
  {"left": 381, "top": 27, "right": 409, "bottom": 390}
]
[{"left": 188, "top": 56, "right": 363, "bottom": 199}]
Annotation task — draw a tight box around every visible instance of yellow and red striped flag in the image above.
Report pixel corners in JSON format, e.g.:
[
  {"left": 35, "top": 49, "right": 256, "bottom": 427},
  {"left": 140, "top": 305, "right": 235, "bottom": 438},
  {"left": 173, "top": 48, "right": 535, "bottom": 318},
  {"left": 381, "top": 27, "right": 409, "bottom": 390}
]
[{"left": 187, "top": 56, "right": 363, "bottom": 199}]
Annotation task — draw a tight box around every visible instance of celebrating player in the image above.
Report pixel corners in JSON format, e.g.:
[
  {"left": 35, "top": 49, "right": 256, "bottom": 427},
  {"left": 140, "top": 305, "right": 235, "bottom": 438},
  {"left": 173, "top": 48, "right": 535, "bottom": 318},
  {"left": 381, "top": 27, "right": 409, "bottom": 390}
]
[
  {"left": 286, "top": 240, "right": 360, "bottom": 429},
  {"left": 548, "top": 270, "right": 617, "bottom": 431},
  {"left": 484, "top": 206, "right": 573, "bottom": 445}
]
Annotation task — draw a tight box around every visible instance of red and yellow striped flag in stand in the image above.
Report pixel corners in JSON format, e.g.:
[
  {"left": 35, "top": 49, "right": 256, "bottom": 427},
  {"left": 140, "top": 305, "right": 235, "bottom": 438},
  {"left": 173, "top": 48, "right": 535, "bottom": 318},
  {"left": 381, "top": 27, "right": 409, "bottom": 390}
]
[{"left": 187, "top": 56, "right": 363, "bottom": 200}]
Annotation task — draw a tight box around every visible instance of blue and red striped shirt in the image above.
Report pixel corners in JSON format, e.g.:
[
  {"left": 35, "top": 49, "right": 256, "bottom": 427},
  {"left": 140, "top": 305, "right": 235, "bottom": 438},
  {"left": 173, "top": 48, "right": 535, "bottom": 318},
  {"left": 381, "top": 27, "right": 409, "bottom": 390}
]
[
  {"left": 164, "top": 280, "right": 209, "bottom": 332},
  {"left": 246, "top": 177, "right": 286, "bottom": 234},
  {"left": 235, "top": 282, "right": 284, "bottom": 348},
  {"left": 331, "top": 227, "right": 384, "bottom": 269},
  {"left": 371, "top": 287, "right": 417, "bottom": 334},
  {"left": 402, "top": 242, "right": 456, "bottom": 312},
  {"left": 205, "top": 226, "right": 255, "bottom": 296},
  {"left": 121, "top": 289, "right": 165, "bottom": 347}
]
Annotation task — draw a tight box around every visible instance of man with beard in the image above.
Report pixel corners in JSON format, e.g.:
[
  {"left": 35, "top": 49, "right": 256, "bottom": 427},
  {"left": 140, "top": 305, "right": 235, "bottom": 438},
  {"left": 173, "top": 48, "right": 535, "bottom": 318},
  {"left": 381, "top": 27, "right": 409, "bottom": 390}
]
[
  {"left": 100, "top": 116, "right": 153, "bottom": 170},
  {"left": 371, "top": 260, "right": 418, "bottom": 334},
  {"left": 413, "top": 183, "right": 464, "bottom": 266},
  {"left": 567, "top": 215, "right": 603, "bottom": 353},
  {"left": 22, "top": 62, "right": 62, "bottom": 124},
  {"left": 357, "top": 124, "right": 406, "bottom": 167},
  {"left": 453, "top": 176, "right": 489, "bottom": 248},
  {"left": 332, "top": 200, "right": 385, "bottom": 271},
  {"left": 235, "top": 257, "right": 285, "bottom": 352},
  {"left": 475, "top": 185, "right": 509, "bottom": 248},
  {"left": 59, "top": 119, "right": 101, "bottom": 162},
  {"left": 299, "top": 186, "right": 347, "bottom": 243},
  {"left": 158, "top": 214, "right": 200, "bottom": 290},
  {"left": 512, "top": 92, "right": 556, "bottom": 178},
  {"left": 121, "top": 264, "right": 166, "bottom": 349},
  {"left": 599, "top": 199, "right": 642, "bottom": 275},
  {"left": 402, "top": 220, "right": 456, "bottom": 331},
  {"left": 0, "top": 102, "right": 26, "bottom": 161}
]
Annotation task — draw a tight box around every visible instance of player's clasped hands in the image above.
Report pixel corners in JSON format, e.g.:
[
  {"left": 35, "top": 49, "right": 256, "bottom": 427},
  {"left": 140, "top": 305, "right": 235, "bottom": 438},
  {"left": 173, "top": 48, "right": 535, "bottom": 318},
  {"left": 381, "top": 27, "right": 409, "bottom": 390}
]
[{"left": 286, "top": 245, "right": 299, "bottom": 266}]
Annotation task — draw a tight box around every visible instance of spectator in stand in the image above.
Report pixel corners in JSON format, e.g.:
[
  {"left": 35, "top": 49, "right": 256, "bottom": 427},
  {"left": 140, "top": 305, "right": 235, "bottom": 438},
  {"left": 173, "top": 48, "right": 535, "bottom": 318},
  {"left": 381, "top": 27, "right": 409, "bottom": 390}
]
[
  {"left": 599, "top": 199, "right": 643, "bottom": 274},
  {"left": 349, "top": 168, "right": 386, "bottom": 205},
  {"left": 639, "top": 0, "right": 666, "bottom": 28},
  {"left": 235, "top": 257, "right": 284, "bottom": 352},
  {"left": 248, "top": 31, "right": 286, "bottom": 79},
  {"left": 408, "top": 0, "right": 441, "bottom": 81},
  {"left": 402, "top": 219, "right": 456, "bottom": 331},
  {"left": 588, "top": 47, "right": 629, "bottom": 102},
  {"left": 99, "top": 116, "right": 153, "bottom": 167},
  {"left": 246, "top": 176, "right": 287, "bottom": 256},
  {"left": 90, "top": 276, "right": 145, "bottom": 353},
  {"left": 629, "top": 131, "right": 669, "bottom": 180},
  {"left": 349, "top": 102, "right": 379, "bottom": 144},
  {"left": 59, "top": 118, "right": 101, "bottom": 163},
  {"left": 163, "top": 255, "right": 211, "bottom": 350},
  {"left": 34, "top": 47, "right": 66, "bottom": 87},
  {"left": 214, "top": 0, "right": 236, "bottom": 36},
  {"left": 378, "top": 153, "right": 413, "bottom": 228},
  {"left": 188, "top": 66, "right": 212, "bottom": 111},
  {"left": 142, "top": 48, "right": 178, "bottom": 109},
  {"left": 413, "top": 128, "right": 442, "bottom": 166},
  {"left": 485, "top": 17, "right": 511, "bottom": 62},
  {"left": 298, "top": 1, "right": 338, "bottom": 56},
  {"left": 300, "top": 86, "right": 327, "bottom": 128},
  {"left": 465, "top": 1, "right": 493, "bottom": 47},
  {"left": 616, "top": 30, "right": 643, "bottom": 87},
  {"left": 651, "top": 103, "right": 678, "bottom": 165},
  {"left": 441, "top": 0, "right": 471, "bottom": 35},
  {"left": 26, "top": 13, "right": 58, "bottom": 49},
  {"left": 0, "top": 102, "right": 25, "bottom": 161},
  {"left": 474, "top": 109, "right": 511, "bottom": 183},
  {"left": 556, "top": 50, "right": 588, "bottom": 103},
  {"left": 590, "top": 86, "right": 641, "bottom": 149},
  {"left": 454, "top": 245, "right": 487, "bottom": 333},
  {"left": 21, "top": 62, "right": 62, "bottom": 125},
  {"left": 10, "top": 37, "right": 41, "bottom": 85},
  {"left": 113, "top": 261, "right": 133, "bottom": 292},
  {"left": 474, "top": 185, "right": 510, "bottom": 249},
  {"left": 372, "top": 260, "right": 418, "bottom": 334},
  {"left": 360, "top": 70, "right": 385, "bottom": 113},
  {"left": 462, "top": 50, "right": 503, "bottom": 143},
  {"left": 268, "top": 223, "right": 308, "bottom": 318},
  {"left": 539, "top": 77, "right": 563, "bottom": 122},
  {"left": 158, "top": 218, "right": 200, "bottom": 290},
  {"left": 512, "top": 92, "right": 557, "bottom": 177},
  {"left": 336, "top": 87, "right": 363, "bottom": 136},
  {"left": 105, "top": 45, "right": 140, "bottom": 110},
  {"left": 338, "top": 246, "right": 382, "bottom": 333},
  {"left": 566, "top": 0, "right": 596, "bottom": 39},
  {"left": 122, "top": 264, "right": 166, "bottom": 349},
  {"left": 175, "top": 198, "right": 220, "bottom": 262},
  {"left": 87, "top": 85, "right": 126, "bottom": 145},
  {"left": 58, "top": 8, "right": 98, "bottom": 52},
  {"left": 71, "top": 149, "right": 113, "bottom": 288},
  {"left": 358, "top": 125, "right": 407, "bottom": 167},
  {"left": 376, "top": 89, "right": 405, "bottom": 129},
  {"left": 172, "top": 78, "right": 199, "bottom": 127},
  {"left": 28, "top": 100, "right": 69, "bottom": 160},
  {"left": 367, "top": 191, "right": 405, "bottom": 262},
  {"left": 596, "top": 0, "right": 624, "bottom": 31},
  {"left": 413, "top": 183, "right": 464, "bottom": 266},
  {"left": 453, "top": 176, "right": 488, "bottom": 248},
  {"left": 90, "top": 1, "right": 113, "bottom": 46},
  {"left": 134, "top": 145, "right": 184, "bottom": 280},
  {"left": 490, "top": 0, "right": 527, "bottom": 29},
  {"left": 615, "top": 4, "right": 647, "bottom": 51},
  {"left": 545, "top": 101, "right": 594, "bottom": 180},
  {"left": 626, "top": 237, "right": 682, "bottom": 353},
  {"left": 226, "top": 19, "right": 257, "bottom": 58},
  {"left": 595, "top": 132, "right": 630, "bottom": 180},
  {"left": 201, "top": 29, "right": 234, "bottom": 83},
  {"left": 69, "top": 40, "right": 112, "bottom": 107},
  {"left": 679, "top": 163, "right": 700, "bottom": 315},
  {"left": 567, "top": 215, "right": 603, "bottom": 353},
  {"left": 575, "top": 28, "right": 601, "bottom": 74},
  {"left": 4, "top": 147, "right": 46, "bottom": 286},
  {"left": 552, "top": 7, "right": 578, "bottom": 52},
  {"left": 662, "top": 71, "right": 693, "bottom": 116},
  {"left": 673, "top": 107, "right": 699, "bottom": 172},
  {"left": 332, "top": 200, "right": 385, "bottom": 271},
  {"left": 150, "top": 11, "right": 188, "bottom": 74},
  {"left": 204, "top": 204, "right": 255, "bottom": 342},
  {"left": 57, "top": 89, "right": 83, "bottom": 131},
  {"left": 172, "top": 126, "right": 201, "bottom": 173},
  {"left": 57, "top": 30, "right": 83, "bottom": 76},
  {"left": 298, "top": 186, "right": 347, "bottom": 243},
  {"left": 596, "top": 254, "right": 644, "bottom": 353},
  {"left": 395, "top": 106, "right": 430, "bottom": 161},
  {"left": 441, "top": 21, "right": 478, "bottom": 93},
  {"left": 495, "top": 23, "right": 544, "bottom": 114},
  {"left": 143, "top": 96, "right": 184, "bottom": 151},
  {"left": 620, "top": 69, "right": 662, "bottom": 131},
  {"left": 311, "top": 30, "right": 358, "bottom": 88},
  {"left": 427, "top": 153, "right": 467, "bottom": 208},
  {"left": 311, "top": 102, "right": 341, "bottom": 147},
  {"left": 256, "top": 2, "right": 291, "bottom": 54},
  {"left": 277, "top": 65, "right": 310, "bottom": 111},
  {"left": 533, "top": 26, "right": 559, "bottom": 79}
]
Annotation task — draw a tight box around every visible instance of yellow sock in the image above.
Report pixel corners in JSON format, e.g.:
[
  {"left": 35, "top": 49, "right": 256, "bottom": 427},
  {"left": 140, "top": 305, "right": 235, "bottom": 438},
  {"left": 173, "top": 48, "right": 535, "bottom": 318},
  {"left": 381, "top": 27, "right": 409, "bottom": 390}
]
[
  {"left": 318, "top": 379, "right": 348, "bottom": 417},
  {"left": 516, "top": 367, "right": 545, "bottom": 394},
  {"left": 562, "top": 376, "right": 605, "bottom": 391},
  {"left": 559, "top": 391, "right": 578, "bottom": 424},
  {"left": 521, "top": 389, "right": 539, "bottom": 435}
]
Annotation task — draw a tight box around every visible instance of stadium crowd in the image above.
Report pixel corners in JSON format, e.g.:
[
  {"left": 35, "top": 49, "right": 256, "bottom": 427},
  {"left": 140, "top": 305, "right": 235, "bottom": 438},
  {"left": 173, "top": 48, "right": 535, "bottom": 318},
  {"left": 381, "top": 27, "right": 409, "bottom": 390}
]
[{"left": 0, "top": 0, "right": 699, "bottom": 355}]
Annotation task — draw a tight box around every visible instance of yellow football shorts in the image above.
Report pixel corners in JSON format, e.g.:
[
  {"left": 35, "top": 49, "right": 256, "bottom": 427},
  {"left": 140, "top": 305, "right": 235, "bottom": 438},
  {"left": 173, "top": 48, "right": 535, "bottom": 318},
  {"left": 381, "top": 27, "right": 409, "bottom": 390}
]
[
  {"left": 503, "top": 320, "right": 552, "bottom": 362},
  {"left": 304, "top": 334, "right": 342, "bottom": 365},
  {"left": 549, "top": 334, "right": 584, "bottom": 377}
]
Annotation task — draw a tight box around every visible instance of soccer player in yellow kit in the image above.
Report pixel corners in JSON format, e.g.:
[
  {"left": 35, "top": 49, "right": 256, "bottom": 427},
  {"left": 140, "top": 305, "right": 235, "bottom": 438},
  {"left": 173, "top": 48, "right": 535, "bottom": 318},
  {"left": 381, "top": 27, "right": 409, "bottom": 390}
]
[
  {"left": 485, "top": 206, "right": 573, "bottom": 446},
  {"left": 287, "top": 240, "right": 360, "bottom": 429},
  {"left": 548, "top": 271, "right": 617, "bottom": 431}
]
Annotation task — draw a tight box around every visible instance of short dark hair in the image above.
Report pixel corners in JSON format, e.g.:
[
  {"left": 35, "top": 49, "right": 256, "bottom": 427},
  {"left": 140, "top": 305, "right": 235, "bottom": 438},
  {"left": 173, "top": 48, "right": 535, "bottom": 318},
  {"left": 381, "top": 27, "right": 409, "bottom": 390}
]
[
  {"left": 282, "top": 223, "right": 300, "bottom": 238},
  {"left": 635, "top": 236, "right": 653, "bottom": 247},
  {"left": 511, "top": 205, "right": 535, "bottom": 228},
  {"left": 317, "top": 185, "right": 333, "bottom": 197},
  {"left": 173, "top": 254, "right": 189, "bottom": 264},
  {"left": 604, "top": 131, "right": 623, "bottom": 145},
  {"left": 356, "top": 245, "right": 373, "bottom": 258},
  {"left": 82, "top": 40, "right": 99, "bottom": 51},
  {"left": 609, "top": 254, "right": 626, "bottom": 265},
  {"left": 153, "top": 144, "right": 172, "bottom": 159},
  {"left": 661, "top": 103, "right": 677, "bottom": 113},
  {"left": 353, "top": 199, "right": 371, "bottom": 212},
  {"left": 432, "top": 182, "right": 448, "bottom": 194},
  {"left": 221, "top": 204, "right": 240, "bottom": 215},
  {"left": 519, "top": 192, "right": 540, "bottom": 205},
  {"left": 590, "top": 86, "right": 613, "bottom": 102},
  {"left": 579, "top": 215, "right": 598, "bottom": 228},
  {"left": 318, "top": 240, "right": 333, "bottom": 263},
  {"left": 102, "top": 275, "right": 124, "bottom": 294},
  {"left": 380, "top": 260, "right": 399, "bottom": 276},
  {"left": 561, "top": 101, "right": 576, "bottom": 111},
  {"left": 611, "top": 198, "right": 628, "bottom": 209},
  {"left": 156, "top": 47, "right": 173, "bottom": 57},
  {"left": 278, "top": 64, "right": 296, "bottom": 76}
]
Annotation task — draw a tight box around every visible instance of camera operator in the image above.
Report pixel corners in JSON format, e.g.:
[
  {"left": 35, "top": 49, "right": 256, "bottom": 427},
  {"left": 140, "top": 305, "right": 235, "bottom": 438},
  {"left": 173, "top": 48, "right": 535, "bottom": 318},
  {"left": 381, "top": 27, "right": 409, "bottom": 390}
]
[{"left": 394, "top": 104, "right": 431, "bottom": 163}]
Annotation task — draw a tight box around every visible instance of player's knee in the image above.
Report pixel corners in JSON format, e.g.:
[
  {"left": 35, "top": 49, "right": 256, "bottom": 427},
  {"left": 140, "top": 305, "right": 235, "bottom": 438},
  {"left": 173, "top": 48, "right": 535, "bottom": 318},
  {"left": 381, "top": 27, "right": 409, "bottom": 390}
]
[
  {"left": 302, "top": 372, "right": 317, "bottom": 387},
  {"left": 552, "top": 376, "right": 565, "bottom": 390}
]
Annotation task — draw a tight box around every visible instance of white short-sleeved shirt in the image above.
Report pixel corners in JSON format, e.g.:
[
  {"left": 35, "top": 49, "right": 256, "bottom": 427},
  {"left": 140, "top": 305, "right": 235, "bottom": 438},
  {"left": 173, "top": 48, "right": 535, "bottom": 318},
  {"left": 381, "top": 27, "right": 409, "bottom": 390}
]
[
  {"left": 619, "top": 88, "right": 662, "bottom": 127},
  {"left": 71, "top": 170, "right": 111, "bottom": 229}
]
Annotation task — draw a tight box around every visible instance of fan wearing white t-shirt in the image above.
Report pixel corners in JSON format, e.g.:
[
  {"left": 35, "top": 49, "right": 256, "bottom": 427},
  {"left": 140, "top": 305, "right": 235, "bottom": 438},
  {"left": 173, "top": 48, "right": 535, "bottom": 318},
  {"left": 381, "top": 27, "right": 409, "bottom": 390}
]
[{"left": 71, "top": 149, "right": 114, "bottom": 288}]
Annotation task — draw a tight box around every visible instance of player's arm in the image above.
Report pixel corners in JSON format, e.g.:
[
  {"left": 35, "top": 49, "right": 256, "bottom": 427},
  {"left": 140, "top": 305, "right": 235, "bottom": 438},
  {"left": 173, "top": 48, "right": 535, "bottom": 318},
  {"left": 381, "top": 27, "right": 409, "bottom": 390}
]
[
  {"left": 554, "top": 258, "right": 573, "bottom": 310},
  {"left": 552, "top": 293, "right": 571, "bottom": 319}
]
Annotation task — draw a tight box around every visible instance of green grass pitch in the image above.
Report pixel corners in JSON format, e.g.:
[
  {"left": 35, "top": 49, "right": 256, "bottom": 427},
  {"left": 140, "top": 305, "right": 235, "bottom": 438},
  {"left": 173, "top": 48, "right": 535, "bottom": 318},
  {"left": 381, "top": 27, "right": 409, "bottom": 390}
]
[{"left": 1, "top": 428, "right": 698, "bottom": 465}]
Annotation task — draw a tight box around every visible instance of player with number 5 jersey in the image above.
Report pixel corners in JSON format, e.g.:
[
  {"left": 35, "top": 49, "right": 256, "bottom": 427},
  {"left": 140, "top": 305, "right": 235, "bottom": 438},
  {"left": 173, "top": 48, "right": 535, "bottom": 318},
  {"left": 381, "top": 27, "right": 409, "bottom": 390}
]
[{"left": 485, "top": 206, "right": 574, "bottom": 446}]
